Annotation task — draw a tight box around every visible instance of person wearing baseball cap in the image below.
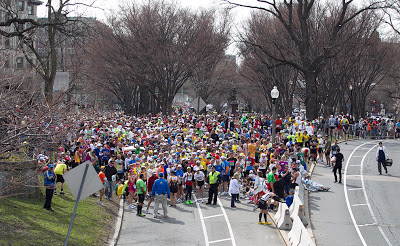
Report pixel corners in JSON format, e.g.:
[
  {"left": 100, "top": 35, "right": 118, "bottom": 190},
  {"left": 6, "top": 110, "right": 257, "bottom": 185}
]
[
  {"left": 151, "top": 172, "right": 170, "bottom": 218},
  {"left": 43, "top": 164, "right": 56, "bottom": 211}
]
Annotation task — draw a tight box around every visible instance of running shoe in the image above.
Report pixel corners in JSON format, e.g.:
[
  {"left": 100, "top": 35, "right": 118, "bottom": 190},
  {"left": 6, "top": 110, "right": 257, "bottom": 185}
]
[
  {"left": 201, "top": 199, "right": 204, "bottom": 203},
  {"left": 258, "top": 221, "right": 263, "bottom": 224},
  {"left": 60, "top": 191, "right": 65, "bottom": 195},
  {"left": 145, "top": 210, "right": 151, "bottom": 214},
  {"left": 265, "top": 222, "right": 272, "bottom": 225},
  {"left": 98, "top": 201, "right": 104, "bottom": 206},
  {"left": 188, "top": 200, "right": 192, "bottom": 204},
  {"left": 136, "top": 213, "right": 146, "bottom": 217},
  {"left": 54, "top": 191, "right": 57, "bottom": 195},
  {"left": 185, "top": 200, "right": 189, "bottom": 205},
  {"left": 129, "top": 204, "right": 136, "bottom": 209}
]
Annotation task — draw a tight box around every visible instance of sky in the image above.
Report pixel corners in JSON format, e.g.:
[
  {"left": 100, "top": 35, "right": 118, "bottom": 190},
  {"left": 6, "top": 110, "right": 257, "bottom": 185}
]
[
  {"left": 37, "top": 0, "right": 253, "bottom": 22},
  {"left": 37, "top": 0, "right": 254, "bottom": 55}
]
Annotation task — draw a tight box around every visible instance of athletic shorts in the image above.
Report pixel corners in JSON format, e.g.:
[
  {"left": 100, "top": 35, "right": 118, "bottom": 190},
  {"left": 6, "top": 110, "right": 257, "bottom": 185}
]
[
  {"left": 297, "top": 142, "right": 303, "bottom": 147},
  {"left": 318, "top": 148, "right": 323, "bottom": 153},
  {"left": 197, "top": 181, "right": 204, "bottom": 187},
  {"left": 325, "top": 151, "right": 331, "bottom": 156},
  {"left": 222, "top": 175, "right": 230, "bottom": 182},
  {"left": 310, "top": 149, "right": 317, "bottom": 154},
  {"left": 56, "top": 174, "right": 64, "bottom": 183},
  {"left": 170, "top": 185, "right": 178, "bottom": 193},
  {"left": 138, "top": 194, "right": 145, "bottom": 203}
]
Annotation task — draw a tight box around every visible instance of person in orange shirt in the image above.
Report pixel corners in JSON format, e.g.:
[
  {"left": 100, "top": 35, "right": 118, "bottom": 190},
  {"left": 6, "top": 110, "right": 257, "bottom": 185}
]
[{"left": 98, "top": 166, "right": 106, "bottom": 206}]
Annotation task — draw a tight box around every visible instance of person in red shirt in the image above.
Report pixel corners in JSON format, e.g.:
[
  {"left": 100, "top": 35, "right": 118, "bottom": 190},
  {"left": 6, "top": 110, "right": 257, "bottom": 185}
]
[
  {"left": 275, "top": 117, "right": 283, "bottom": 133},
  {"left": 145, "top": 171, "right": 158, "bottom": 214},
  {"left": 97, "top": 166, "right": 106, "bottom": 206}
]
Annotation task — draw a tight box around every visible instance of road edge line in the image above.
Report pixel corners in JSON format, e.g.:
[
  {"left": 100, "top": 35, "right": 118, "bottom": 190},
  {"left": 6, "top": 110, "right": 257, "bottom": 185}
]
[
  {"left": 344, "top": 141, "right": 373, "bottom": 246},
  {"left": 360, "top": 143, "right": 392, "bottom": 246},
  {"left": 109, "top": 198, "right": 124, "bottom": 246},
  {"left": 194, "top": 194, "right": 209, "bottom": 246},
  {"left": 217, "top": 197, "right": 236, "bottom": 246}
]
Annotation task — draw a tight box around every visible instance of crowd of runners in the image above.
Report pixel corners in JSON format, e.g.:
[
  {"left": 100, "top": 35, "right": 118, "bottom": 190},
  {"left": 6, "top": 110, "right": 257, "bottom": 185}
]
[{"left": 38, "top": 111, "right": 400, "bottom": 222}]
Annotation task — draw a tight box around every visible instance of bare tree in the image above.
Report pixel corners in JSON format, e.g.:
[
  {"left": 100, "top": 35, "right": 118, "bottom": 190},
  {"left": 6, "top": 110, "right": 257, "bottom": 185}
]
[
  {"left": 0, "top": 0, "right": 97, "bottom": 103},
  {"left": 226, "top": 0, "right": 385, "bottom": 119},
  {"left": 107, "top": 1, "right": 230, "bottom": 115}
]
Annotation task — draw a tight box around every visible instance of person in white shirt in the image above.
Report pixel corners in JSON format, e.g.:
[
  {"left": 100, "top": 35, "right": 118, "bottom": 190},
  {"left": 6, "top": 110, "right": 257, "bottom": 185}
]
[
  {"left": 228, "top": 173, "right": 242, "bottom": 208},
  {"left": 194, "top": 167, "right": 205, "bottom": 203},
  {"left": 376, "top": 142, "right": 389, "bottom": 175}
]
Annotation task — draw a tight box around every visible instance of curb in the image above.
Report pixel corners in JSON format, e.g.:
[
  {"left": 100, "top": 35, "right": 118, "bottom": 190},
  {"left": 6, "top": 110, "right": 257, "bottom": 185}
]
[{"left": 109, "top": 199, "right": 124, "bottom": 246}]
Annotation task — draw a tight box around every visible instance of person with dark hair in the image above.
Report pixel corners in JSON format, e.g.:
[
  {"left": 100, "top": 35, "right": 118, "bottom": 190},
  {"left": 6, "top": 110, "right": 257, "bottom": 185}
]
[
  {"left": 376, "top": 142, "right": 389, "bottom": 175},
  {"left": 43, "top": 164, "right": 56, "bottom": 211},
  {"left": 332, "top": 147, "right": 344, "bottom": 183},
  {"left": 136, "top": 173, "right": 146, "bottom": 217}
]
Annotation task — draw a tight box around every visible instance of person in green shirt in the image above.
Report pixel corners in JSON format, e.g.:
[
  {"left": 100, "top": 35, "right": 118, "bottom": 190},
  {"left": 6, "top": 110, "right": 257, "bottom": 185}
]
[
  {"left": 267, "top": 167, "right": 277, "bottom": 193},
  {"left": 296, "top": 147, "right": 307, "bottom": 170},
  {"left": 136, "top": 173, "right": 147, "bottom": 217}
]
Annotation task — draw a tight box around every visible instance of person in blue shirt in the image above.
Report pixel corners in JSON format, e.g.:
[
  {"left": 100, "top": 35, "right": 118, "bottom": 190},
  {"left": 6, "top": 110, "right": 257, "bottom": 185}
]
[
  {"left": 151, "top": 173, "right": 170, "bottom": 218},
  {"left": 221, "top": 156, "right": 230, "bottom": 196},
  {"left": 285, "top": 189, "right": 295, "bottom": 207},
  {"left": 43, "top": 164, "right": 56, "bottom": 211},
  {"left": 175, "top": 165, "right": 184, "bottom": 202}
]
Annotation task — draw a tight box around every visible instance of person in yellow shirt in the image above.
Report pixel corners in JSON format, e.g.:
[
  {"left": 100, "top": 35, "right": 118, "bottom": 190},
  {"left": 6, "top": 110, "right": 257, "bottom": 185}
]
[
  {"left": 303, "top": 130, "right": 310, "bottom": 148},
  {"left": 54, "top": 161, "right": 68, "bottom": 195},
  {"left": 248, "top": 140, "right": 257, "bottom": 158},
  {"left": 296, "top": 131, "right": 304, "bottom": 147}
]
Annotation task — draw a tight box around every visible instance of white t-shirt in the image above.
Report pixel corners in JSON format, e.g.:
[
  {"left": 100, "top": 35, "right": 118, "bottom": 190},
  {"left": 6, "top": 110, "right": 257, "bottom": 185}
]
[{"left": 194, "top": 171, "right": 205, "bottom": 181}]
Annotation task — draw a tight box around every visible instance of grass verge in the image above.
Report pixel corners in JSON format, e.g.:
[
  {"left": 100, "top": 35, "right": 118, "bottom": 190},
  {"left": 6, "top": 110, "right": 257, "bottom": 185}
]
[{"left": 0, "top": 179, "right": 119, "bottom": 246}]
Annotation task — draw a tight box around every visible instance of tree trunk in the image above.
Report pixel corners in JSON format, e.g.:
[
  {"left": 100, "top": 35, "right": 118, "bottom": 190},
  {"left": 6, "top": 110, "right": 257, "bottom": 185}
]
[
  {"left": 305, "top": 72, "right": 318, "bottom": 120},
  {"left": 44, "top": 0, "right": 57, "bottom": 104}
]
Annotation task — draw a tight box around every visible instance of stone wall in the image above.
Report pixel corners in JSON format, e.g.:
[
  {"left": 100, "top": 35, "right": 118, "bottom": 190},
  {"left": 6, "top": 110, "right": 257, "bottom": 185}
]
[{"left": 0, "top": 160, "right": 41, "bottom": 200}]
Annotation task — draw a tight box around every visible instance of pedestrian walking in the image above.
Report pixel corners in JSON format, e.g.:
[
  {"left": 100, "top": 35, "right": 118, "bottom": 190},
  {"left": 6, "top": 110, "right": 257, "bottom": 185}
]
[
  {"left": 332, "top": 148, "right": 344, "bottom": 183},
  {"left": 151, "top": 172, "right": 170, "bottom": 218},
  {"left": 43, "top": 164, "right": 56, "bottom": 211},
  {"left": 376, "top": 142, "right": 389, "bottom": 175}
]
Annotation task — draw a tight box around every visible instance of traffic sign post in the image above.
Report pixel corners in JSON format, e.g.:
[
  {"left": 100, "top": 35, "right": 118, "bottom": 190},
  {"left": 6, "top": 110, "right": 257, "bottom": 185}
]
[
  {"left": 63, "top": 161, "right": 104, "bottom": 246},
  {"left": 191, "top": 97, "right": 206, "bottom": 113}
]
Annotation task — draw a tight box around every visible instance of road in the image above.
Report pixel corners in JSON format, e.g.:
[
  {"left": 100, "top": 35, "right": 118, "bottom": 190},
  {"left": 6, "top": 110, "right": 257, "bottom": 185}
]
[
  {"left": 117, "top": 189, "right": 284, "bottom": 246},
  {"left": 310, "top": 139, "right": 400, "bottom": 246}
]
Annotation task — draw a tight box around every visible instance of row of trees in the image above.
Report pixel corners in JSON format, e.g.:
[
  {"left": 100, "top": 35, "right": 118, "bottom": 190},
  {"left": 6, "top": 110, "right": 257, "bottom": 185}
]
[
  {"left": 231, "top": 0, "right": 400, "bottom": 119},
  {"left": 1, "top": 0, "right": 400, "bottom": 119}
]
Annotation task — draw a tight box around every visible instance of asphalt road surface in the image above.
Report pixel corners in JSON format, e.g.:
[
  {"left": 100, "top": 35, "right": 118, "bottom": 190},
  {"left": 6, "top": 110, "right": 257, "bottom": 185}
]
[
  {"left": 310, "top": 139, "right": 400, "bottom": 246},
  {"left": 117, "top": 189, "right": 284, "bottom": 246}
]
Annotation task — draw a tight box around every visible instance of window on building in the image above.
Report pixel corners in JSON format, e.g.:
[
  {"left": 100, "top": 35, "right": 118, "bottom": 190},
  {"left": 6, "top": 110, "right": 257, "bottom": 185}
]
[
  {"left": 4, "top": 60, "right": 10, "bottom": 68},
  {"left": 18, "top": 1, "right": 24, "bottom": 11},
  {"left": 16, "top": 57, "right": 24, "bottom": 69},
  {"left": 27, "top": 5, "right": 34, "bottom": 15},
  {"left": 18, "top": 23, "right": 24, "bottom": 31},
  {"left": 4, "top": 38, "right": 10, "bottom": 47}
]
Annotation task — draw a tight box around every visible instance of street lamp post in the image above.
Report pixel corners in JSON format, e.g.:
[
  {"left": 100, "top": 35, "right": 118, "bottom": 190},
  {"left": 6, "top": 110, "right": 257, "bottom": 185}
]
[
  {"left": 271, "top": 86, "right": 279, "bottom": 144},
  {"left": 349, "top": 85, "right": 353, "bottom": 118}
]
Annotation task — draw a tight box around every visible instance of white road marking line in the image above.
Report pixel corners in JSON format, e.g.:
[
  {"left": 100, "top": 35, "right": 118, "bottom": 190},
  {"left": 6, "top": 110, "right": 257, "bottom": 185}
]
[
  {"left": 358, "top": 223, "right": 377, "bottom": 227},
  {"left": 350, "top": 165, "right": 361, "bottom": 167},
  {"left": 351, "top": 204, "right": 368, "bottom": 207},
  {"left": 217, "top": 197, "right": 237, "bottom": 246},
  {"left": 352, "top": 156, "right": 363, "bottom": 158},
  {"left": 344, "top": 141, "right": 373, "bottom": 246},
  {"left": 208, "top": 238, "right": 232, "bottom": 244},
  {"left": 360, "top": 144, "right": 393, "bottom": 246},
  {"left": 348, "top": 188, "right": 363, "bottom": 191},
  {"left": 204, "top": 214, "right": 224, "bottom": 219},
  {"left": 194, "top": 195, "right": 209, "bottom": 246}
]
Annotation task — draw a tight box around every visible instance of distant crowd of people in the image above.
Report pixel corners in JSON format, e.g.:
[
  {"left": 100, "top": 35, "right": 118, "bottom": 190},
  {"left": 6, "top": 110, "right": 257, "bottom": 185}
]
[{"left": 38, "top": 112, "right": 397, "bottom": 223}]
